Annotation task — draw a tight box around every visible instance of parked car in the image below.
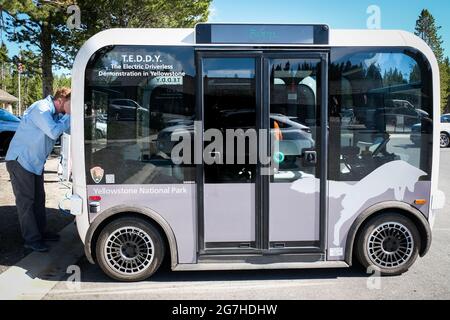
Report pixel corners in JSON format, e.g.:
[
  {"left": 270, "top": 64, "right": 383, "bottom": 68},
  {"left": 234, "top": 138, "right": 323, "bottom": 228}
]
[
  {"left": 95, "top": 116, "right": 107, "bottom": 139},
  {"left": 387, "top": 99, "right": 429, "bottom": 118},
  {"left": 410, "top": 114, "right": 450, "bottom": 148},
  {"left": 383, "top": 99, "right": 428, "bottom": 129},
  {"left": 0, "top": 108, "right": 20, "bottom": 156},
  {"left": 108, "top": 99, "right": 148, "bottom": 121},
  {"left": 156, "top": 111, "right": 315, "bottom": 162},
  {"left": 441, "top": 114, "right": 450, "bottom": 148}
]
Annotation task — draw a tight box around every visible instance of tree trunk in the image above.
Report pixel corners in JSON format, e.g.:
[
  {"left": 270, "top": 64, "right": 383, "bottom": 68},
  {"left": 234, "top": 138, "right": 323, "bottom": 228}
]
[
  {"left": 1, "top": 62, "right": 4, "bottom": 90},
  {"left": 40, "top": 20, "right": 53, "bottom": 97}
]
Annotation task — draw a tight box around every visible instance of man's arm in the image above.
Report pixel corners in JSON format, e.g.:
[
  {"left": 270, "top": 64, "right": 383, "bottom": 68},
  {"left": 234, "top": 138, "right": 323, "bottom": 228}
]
[{"left": 30, "top": 105, "right": 71, "bottom": 140}]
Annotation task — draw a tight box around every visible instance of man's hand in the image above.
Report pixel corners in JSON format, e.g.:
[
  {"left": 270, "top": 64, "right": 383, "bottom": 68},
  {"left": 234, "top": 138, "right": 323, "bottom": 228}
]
[{"left": 64, "top": 100, "right": 71, "bottom": 115}]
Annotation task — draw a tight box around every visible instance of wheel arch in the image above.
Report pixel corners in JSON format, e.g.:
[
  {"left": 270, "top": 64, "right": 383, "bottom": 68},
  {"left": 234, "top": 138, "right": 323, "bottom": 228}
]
[
  {"left": 344, "top": 201, "right": 432, "bottom": 266},
  {"left": 84, "top": 205, "right": 178, "bottom": 269}
]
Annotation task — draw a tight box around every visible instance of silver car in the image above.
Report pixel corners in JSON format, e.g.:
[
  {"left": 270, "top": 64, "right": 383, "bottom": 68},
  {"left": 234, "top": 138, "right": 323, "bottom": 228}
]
[{"left": 441, "top": 114, "right": 450, "bottom": 148}]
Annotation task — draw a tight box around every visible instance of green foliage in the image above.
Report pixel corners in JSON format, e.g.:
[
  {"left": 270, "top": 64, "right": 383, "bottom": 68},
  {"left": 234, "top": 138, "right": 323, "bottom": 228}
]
[
  {"left": 1, "top": 0, "right": 212, "bottom": 99},
  {"left": 409, "top": 64, "right": 421, "bottom": 83},
  {"left": 415, "top": 9, "right": 449, "bottom": 112},
  {"left": 0, "top": 44, "right": 9, "bottom": 63},
  {"left": 77, "top": 0, "right": 212, "bottom": 34},
  {"left": 0, "top": 42, "right": 44, "bottom": 113},
  {"left": 441, "top": 57, "right": 450, "bottom": 113},
  {"left": 415, "top": 9, "right": 444, "bottom": 62},
  {"left": 1, "top": 0, "right": 82, "bottom": 68},
  {"left": 54, "top": 74, "right": 71, "bottom": 89},
  {"left": 1, "top": 0, "right": 83, "bottom": 96},
  {"left": 22, "top": 75, "right": 42, "bottom": 107},
  {"left": 383, "top": 68, "right": 407, "bottom": 86}
]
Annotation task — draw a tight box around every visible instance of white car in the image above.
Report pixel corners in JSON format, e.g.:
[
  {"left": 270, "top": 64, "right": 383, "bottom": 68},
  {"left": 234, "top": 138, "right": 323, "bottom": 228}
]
[{"left": 442, "top": 114, "right": 450, "bottom": 148}]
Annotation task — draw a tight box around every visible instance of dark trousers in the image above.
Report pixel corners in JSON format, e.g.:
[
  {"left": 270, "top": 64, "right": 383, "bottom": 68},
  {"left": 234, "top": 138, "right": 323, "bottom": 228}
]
[{"left": 6, "top": 160, "right": 46, "bottom": 244}]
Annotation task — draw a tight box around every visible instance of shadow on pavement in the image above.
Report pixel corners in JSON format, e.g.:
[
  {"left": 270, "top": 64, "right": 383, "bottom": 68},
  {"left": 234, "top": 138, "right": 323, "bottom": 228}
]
[
  {"left": 0, "top": 206, "right": 74, "bottom": 273},
  {"left": 71, "top": 255, "right": 368, "bottom": 285}
]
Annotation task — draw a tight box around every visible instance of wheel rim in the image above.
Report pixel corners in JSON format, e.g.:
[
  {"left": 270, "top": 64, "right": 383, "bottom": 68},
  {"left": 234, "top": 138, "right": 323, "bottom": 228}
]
[
  {"left": 441, "top": 133, "right": 449, "bottom": 148},
  {"left": 366, "top": 222, "right": 414, "bottom": 269},
  {"left": 104, "top": 226, "right": 154, "bottom": 275}
]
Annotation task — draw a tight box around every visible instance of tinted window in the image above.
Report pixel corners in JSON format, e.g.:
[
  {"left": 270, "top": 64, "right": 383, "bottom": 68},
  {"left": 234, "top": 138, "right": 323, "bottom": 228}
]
[
  {"left": 329, "top": 48, "right": 433, "bottom": 181},
  {"left": 269, "top": 58, "right": 320, "bottom": 183},
  {"left": 203, "top": 58, "right": 257, "bottom": 183},
  {"left": 84, "top": 46, "right": 195, "bottom": 184}
]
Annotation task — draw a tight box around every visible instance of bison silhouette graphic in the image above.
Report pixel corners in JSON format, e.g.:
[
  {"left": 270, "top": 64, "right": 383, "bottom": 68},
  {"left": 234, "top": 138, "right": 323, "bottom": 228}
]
[{"left": 290, "top": 160, "right": 427, "bottom": 246}]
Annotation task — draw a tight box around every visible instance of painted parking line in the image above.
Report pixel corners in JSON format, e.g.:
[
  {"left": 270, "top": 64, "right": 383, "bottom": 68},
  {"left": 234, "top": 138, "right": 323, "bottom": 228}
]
[{"left": 0, "top": 222, "right": 84, "bottom": 300}]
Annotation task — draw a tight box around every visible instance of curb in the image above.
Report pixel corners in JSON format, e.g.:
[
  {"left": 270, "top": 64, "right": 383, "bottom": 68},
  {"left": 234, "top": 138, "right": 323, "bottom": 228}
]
[{"left": 0, "top": 222, "right": 84, "bottom": 300}]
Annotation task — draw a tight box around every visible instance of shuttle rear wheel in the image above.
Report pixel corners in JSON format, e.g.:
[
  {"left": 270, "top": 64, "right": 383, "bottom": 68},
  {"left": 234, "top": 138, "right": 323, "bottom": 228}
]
[
  {"left": 355, "top": 213, "right": 420, "bottom": 276},
  {"left": 96, "top": 217, "right": 165, "bottom": 281}
]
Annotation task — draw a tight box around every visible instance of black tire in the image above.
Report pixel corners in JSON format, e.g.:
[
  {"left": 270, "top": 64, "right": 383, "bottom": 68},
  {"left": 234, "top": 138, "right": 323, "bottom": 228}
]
[
  {"left": 95, "top": 129, "right": 103, "bottom": 139},
  {"left": 355, "top": 213, "right": 420, "bottom": 276},
  {"left": 441, "top": 132, "right": 450, "bottom": 148},
  {"left": 96, "top": 217, "right": 165, "bottom": 282}
]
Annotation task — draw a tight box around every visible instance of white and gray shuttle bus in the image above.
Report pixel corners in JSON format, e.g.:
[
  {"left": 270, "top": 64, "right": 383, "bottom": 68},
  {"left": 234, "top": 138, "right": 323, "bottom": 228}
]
[{"left": 67, "top": 24, "right": 446, "bottom": 281}]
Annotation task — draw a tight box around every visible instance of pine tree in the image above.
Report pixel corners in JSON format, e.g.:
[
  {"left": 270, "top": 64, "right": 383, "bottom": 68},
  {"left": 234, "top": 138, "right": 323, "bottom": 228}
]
[
  {"left": 1, "top": 0, "right": 80, "bottom": 97},
  {"left": 439, "top": 62, "right": 450, "bottom": 113},
  {"left": 0, "top": 44, "right": 10, "bottom": 91},
  {"left": 444, "top": 57, "right": 450, "bottom": 113},
  {"left": 383, "top": 67, "right": 407, "bottom": 86},
  {"left": 1, "top": 0, "right": 212, "bottom": 98},
  {"left": 415, "top": 9, "right": 444, "bottom": 62},
  {"left": 415, "top": 9, "right": 449, "bottom": 112},
  {"left": 0, "top": 40, "right": 44, "bottom": 112}
]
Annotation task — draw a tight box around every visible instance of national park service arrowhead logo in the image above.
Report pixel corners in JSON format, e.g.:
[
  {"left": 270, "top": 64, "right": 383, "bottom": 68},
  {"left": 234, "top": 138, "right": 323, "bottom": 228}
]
[{"left": 90, "top": 166, "right": 104, "bottom": 184}]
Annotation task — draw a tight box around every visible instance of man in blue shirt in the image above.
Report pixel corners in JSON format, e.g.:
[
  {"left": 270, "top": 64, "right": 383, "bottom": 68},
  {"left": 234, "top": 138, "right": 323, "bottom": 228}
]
[{"left": 6, "top": 88, "right": 71, "bottom": 252}]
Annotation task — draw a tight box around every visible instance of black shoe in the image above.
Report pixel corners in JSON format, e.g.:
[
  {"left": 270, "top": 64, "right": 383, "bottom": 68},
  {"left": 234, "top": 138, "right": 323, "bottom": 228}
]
[
  {"left": 24, "top": 241, "right": 49, "bottom": 252},
  {"left": 43, "top": 232, "right": 60, "bottom": 242}
]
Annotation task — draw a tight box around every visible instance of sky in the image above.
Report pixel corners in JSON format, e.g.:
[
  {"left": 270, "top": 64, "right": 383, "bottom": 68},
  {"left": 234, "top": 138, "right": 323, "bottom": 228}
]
[
  {"left": 1, "top": 0, "right": 449, "bottom": 76},
  {"left": 209, "top": 0, "right": 450, "bottom": 56}
]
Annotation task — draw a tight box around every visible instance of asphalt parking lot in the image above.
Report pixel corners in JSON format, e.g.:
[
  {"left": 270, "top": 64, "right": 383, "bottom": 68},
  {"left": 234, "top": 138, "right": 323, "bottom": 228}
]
[{"left": 0, "top": 150, "right": 449, "bottom": 300}]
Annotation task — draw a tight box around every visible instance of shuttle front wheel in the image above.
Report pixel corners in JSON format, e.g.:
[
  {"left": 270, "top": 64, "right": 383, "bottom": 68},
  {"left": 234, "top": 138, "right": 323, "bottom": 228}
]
[
  {"left": 355, "top": 213, "right": 420, "bottom": 276},
  {"left": 96, "top": 217, "right": 165, "bottom": 281}
]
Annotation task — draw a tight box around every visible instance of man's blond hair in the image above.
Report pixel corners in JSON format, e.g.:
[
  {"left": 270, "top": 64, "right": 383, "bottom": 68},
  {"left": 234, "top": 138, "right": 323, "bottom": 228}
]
[{"left": 54, "top": 87, "right": 71, "bottom": 100}]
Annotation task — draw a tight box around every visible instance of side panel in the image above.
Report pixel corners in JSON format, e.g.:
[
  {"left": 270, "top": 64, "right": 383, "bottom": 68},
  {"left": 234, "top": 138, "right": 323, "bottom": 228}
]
[
  {"left": 269, "top": 183, "right": 320, "bottom": 242},
  {"left": 327, "top": 177, "right": 431, "bottom": 260},
  {"left": 82, "top": 45, "right": 198, "bottom": 263},
  {"left": 204, "top": 184, "right": 255, "bottom": 243},
  {"left": 71, "top": 29, "right": 195, "bottom": 244},
  {"left": 87, "top": 185, "right": 197, "bottom": 263},
  {"left": 327, "top": 47, "right": 434, "bottom": 260}
]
